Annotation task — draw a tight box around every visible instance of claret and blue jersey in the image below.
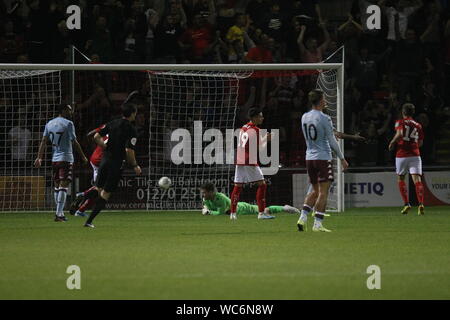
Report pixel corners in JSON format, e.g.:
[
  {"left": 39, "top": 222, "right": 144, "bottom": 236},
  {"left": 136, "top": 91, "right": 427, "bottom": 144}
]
[
  {"left": 301, "top": 109, "right": 344, "bottom": 161},
  {"left": 43, "top": 116, "right": 76, "bottom": 162}
]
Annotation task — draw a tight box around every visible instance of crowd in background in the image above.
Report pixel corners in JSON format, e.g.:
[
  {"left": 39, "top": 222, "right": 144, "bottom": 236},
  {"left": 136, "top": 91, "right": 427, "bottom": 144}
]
[{"left": 1, "top": 0, "right": 450, "bottom": 167}]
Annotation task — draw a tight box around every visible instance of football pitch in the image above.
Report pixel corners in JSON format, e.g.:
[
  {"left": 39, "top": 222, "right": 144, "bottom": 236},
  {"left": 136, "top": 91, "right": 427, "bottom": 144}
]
[{"left": 0, "top": 207, "right": 449, "bottom": 300}]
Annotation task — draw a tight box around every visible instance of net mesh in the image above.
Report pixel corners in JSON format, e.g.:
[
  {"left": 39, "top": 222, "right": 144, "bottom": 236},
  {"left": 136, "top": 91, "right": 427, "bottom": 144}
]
[
  {"left": 0, "top": 63, "right": 343, "bottom": 212},
  {"left": 316, "top": 68, "right": 340, "bottom": 211},
  {"left": 145, "top": 71, "right": 250, "bottom": 210},
  {"left": 0, "top": 70, "right": 61, "bottom": 210}
]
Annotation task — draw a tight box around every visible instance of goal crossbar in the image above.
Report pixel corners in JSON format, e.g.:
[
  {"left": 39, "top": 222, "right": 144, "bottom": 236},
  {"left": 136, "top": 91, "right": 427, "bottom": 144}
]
[{"left": 0, "top": 63, "right": 343, "bottom": 71}]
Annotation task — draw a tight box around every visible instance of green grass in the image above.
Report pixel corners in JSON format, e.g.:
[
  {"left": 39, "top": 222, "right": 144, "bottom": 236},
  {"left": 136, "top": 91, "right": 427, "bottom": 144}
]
[{"left": 0, "top": 207, "right": 449, "bottom": 300}]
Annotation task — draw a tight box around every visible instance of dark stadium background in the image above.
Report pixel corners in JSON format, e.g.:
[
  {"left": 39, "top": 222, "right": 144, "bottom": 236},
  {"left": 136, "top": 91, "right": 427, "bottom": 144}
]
[{"left": 1, "top": 0, "right": 449, "bottom": 209}]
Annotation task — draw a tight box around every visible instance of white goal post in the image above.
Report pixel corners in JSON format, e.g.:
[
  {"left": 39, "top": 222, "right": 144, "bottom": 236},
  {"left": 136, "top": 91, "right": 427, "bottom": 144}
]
[{"left": 0, "top": 62, "right": 344, "bottom": 212}]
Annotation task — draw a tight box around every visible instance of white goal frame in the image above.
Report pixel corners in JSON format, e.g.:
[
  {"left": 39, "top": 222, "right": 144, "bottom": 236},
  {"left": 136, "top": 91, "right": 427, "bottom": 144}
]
[{"left": 0, "top": 63, "right": 345, "bottom": 212}]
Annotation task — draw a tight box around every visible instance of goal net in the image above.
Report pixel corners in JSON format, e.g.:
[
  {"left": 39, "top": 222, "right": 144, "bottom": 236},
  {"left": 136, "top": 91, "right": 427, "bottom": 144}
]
[
  {"left": 145, "top": 70, "right": 251, "bottom": 210},
  {"left": 317, "top": 67, "right": 342, "bottom": 212},
  {"left": 0, "top": 62, "right": 343, "bottom": 212},
  {"left": 0, "top": 70, "right": 61, "bottom": 211}
]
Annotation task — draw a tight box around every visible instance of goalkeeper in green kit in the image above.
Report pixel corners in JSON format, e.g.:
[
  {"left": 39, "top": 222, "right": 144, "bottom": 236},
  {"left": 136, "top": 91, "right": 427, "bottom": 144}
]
[{"left": 200, "top": 183, "right": 300, "bottom": 216}]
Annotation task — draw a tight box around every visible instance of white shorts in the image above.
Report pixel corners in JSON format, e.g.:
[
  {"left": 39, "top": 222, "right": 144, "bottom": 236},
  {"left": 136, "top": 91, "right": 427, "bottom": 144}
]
[
  {"left": 234, "top": 165, "right": 264, "bottom": 184},
  {"left": 396, "top": 156, "right": 422, "bottom": 176},
  {"left": 91, "top": 162, "right": 99, "bottom": 183}
]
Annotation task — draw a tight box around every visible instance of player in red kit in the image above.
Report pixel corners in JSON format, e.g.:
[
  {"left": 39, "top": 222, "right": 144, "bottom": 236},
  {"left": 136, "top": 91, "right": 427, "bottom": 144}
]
[
  {"left": 389, "top": 103, "right": 425, "bottom": 215},
  {"left": 230, "top": 107, "right": 273, "bottom": 220},
  {"left": 69, "top": 124, "right": 109, "bottom": 216}
]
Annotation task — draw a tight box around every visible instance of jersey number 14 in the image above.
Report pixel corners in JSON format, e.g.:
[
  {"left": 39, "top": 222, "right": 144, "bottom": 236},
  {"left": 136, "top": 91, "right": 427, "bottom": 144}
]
[{"left": 403, "top": 125, "right": 419, "bottom": 143}]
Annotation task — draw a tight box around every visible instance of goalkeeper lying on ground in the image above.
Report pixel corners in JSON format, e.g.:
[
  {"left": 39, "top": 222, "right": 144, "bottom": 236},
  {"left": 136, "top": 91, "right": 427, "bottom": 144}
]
[{"left": 200, "top": 182, "right": 300, "bottom": 217}]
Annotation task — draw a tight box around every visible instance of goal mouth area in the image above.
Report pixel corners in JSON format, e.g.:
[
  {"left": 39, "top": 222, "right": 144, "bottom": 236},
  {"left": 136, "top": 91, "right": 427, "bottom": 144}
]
[{"left": 0, "top": 62, "right": 344, "bottom": 212}]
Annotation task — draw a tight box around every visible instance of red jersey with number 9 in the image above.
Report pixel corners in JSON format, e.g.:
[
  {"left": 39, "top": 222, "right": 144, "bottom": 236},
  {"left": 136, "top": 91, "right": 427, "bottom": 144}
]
[
  {"left": 90, "top": 125, "right": 109, "bottom": 166},
  {"left": 394, "top": 117, "right": 424, "bottom": 158},
  {"left": 236, "top": 122, "right": 260, "bottom": 166}
]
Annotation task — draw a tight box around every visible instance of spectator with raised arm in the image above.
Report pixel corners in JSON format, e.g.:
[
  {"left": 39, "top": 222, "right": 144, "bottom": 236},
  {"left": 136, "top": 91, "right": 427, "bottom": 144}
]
[
  {"left": 178, "top": 13, "right": 214, "bottom": 62},
  {"left": 297, "top": 21, "right": 330, "bottom": 63}
]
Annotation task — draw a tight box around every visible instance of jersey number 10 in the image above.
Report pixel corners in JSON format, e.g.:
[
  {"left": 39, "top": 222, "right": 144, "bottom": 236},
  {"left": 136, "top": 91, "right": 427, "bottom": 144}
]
[{"left": 303, "top": 124, "right": 317, "bottom": 141}]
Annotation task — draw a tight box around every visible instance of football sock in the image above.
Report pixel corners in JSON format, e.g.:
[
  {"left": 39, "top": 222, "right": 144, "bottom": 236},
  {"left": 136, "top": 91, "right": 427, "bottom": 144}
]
[
  {"left": 415, "top": 181, "right": 424, "bottom": 204},
  {"left": 86, "top": 197, "right": 106, "bottom": 224},
  {"left": 398, "top": 180, "right": 409, "bottom": 205},
  {"left": 230, "top": 186, "right": 242, "bottom": 214},
  {"left": 256, "top": 184, "right": 267, "bottom": 214},
  {"left": 56, "top": 188, "right": 68, "bottom": 217},
  {"left": 79, "top": 198, "right": 95, "bottom": 213},
  {"left": 300, "top": 204, "right": 312, "bottom": 221},
  {"left": 82, "top": 186, "right": 96, "bottom": 197},
  {"left": 314, "top": 211, "right": 325, "bottom": 227},
  {"left": 54, "top": 188, "right": 59, "bottom": 206}
]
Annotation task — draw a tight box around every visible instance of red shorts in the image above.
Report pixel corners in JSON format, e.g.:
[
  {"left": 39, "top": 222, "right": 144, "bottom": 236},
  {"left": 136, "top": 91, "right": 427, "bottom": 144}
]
[
  {"left": 306, "top": 160, "right": 334, "bottom": 184},
  {"left": 52, "top": 162, "right": 73, "bottom": 184}
]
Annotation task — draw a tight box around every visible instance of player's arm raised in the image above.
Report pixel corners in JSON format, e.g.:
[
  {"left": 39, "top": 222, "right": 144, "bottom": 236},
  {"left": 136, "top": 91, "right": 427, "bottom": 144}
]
[
  {"left": 94, "top": 123, "right": 109, "bottom": 148},
  {"left": 86, "top": 128, "right": 98, "bottom": 138},
  {"left": 297, "top": 25, "right": 307, "bottom": 55},
  {"left": 93, "top": 132, "right": 107, "bottom": 149},
  {"left": 34, "top": 136, "right": 49, "bottom": 168}
]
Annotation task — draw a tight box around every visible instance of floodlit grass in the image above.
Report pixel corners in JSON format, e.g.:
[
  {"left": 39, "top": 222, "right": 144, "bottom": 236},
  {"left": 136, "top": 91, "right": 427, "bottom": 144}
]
[{"left": 0, "top": 207, "right": 449, "bottom": 299}]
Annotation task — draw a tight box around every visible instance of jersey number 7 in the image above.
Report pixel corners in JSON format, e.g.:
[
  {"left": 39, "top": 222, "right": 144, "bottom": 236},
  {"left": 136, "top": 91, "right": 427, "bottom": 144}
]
[{"left": 49, "top": 131, "right": 64, "bottom": 146}]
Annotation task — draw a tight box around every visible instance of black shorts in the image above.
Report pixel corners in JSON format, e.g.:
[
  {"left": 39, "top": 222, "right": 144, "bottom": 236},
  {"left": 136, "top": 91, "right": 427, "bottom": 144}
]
[
  {"left": 306, "top": 160, "right": 334, "bottom": 184},
  {"left": 95, "top": 158, "right": 123, "bottom": 193}
]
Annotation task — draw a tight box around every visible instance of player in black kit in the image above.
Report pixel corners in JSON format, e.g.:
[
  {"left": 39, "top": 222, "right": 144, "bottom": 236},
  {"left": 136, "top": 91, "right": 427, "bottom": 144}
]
[{"left": 83, "top": 103, "right": 142, "bottom": 228}]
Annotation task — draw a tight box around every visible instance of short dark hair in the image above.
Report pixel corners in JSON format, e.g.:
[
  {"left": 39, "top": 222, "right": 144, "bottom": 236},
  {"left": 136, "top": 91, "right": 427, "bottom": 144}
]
[
  {"left": 58, "top": 104, "right": 72, "bottom": 114},
  {"left": 308, "top": 89, "right": 324, "bottom": 106},
  {"left": 200, "top": 182, "right": 216, "bottom": 192},
  {"left": 247, "top": 107, "right": 262, "bottom": 119},
  {"left": 402, "top": 103, "right": 415, "bottom": 117},
  {"left": 122, "top": 103, "right": 137, "bottom": 117}
]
